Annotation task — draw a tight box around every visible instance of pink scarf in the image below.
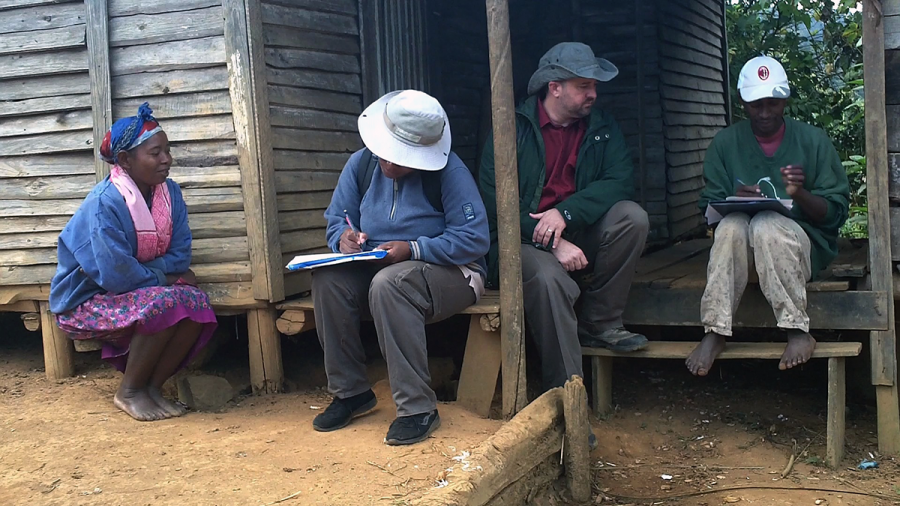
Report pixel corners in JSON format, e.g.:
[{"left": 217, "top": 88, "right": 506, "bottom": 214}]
[{"left": 110, "top": 165, "right": 173, "bottom": 262}]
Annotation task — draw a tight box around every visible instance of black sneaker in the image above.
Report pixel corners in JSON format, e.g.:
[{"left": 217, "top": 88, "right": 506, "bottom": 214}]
[
  {"left": 384, "top": 410, "right": 441, "bottom": 446},
  {"left": 312, "top": 390, "right": 377, "bottom": 432},
  {"left": 579, "top": 326, "right": 649, "bottom": 352}
]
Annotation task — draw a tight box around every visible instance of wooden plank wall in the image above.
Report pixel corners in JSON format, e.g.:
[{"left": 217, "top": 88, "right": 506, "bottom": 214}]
[
  {"left": 580, "top": 0, "right": 668, "bottom": 242},
  {"left": 656, "top": 0, "right": 728, "bottom": 239},
  {"left": 104, "top": 0, "right": 253, "bottom": 293},
  {"left": 885, "top": 0, "right": 900, "bottom": 259},
  {"left": 0, "top": 0, "right": 91, "bottom": 286},
  {"left": 260, "top": 0, "right": 363, "bottom": 296}
]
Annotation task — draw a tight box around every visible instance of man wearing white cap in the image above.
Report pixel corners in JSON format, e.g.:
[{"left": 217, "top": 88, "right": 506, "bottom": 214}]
[
  {"left": 688, "top": 56, "right": 850, "bottom": 376},
  {"left": 311, "top": 90, "right": 490, "bottom": 445},
  {"left": 481, "top": 42, "right": 650, "bottom": 393}
]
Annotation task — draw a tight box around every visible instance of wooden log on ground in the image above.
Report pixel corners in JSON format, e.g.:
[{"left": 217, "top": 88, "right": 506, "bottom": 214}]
[
  {"left": 21, "top": 312, "right": 40, "bottom": 331},
  {"left": 39, "top": 301, "right": 74, "bottom": 381},
  {"left": 484, "top": 454, "right": 562, "bottom": 506},
  {"left": 412, "top": 388, "right": 565, "bottom": 506},
  {"left": 247, "top": 306, "right": 283, "bottom": 394},
  {"left": 563, "top": 376, "right": 591, "bottom": 503},
  {"left": 275, "top": 309, "right": 315, "bottom": 335}
]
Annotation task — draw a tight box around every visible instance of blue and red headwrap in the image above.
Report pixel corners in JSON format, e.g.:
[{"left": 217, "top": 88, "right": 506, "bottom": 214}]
[{"left": 100, "top": 102, "right": 163, "bottom": 164}]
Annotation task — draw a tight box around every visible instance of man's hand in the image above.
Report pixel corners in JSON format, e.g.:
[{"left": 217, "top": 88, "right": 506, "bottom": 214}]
[
  {"left": 736, "top": 184, "right": 761, "bottom": 197},
  {"left": 551, "top": 239, "right": 588, "bottom": 272},
  {"left": 375, "top": 241, "right": 412, "bottom": 265},
  {"left": 339, "top": 228, "right": 368, "bottom": 254},
  {"left": 529, "top": 208, "right": 566, "bottom": 248},
  {"left": 781, "top": 165, "right": 805, "bottom": 196}
]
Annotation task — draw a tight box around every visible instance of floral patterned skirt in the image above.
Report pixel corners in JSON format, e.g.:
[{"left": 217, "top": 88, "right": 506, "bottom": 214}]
[{"left": 56, "top": 285, "right": 218, "bottom": 373}]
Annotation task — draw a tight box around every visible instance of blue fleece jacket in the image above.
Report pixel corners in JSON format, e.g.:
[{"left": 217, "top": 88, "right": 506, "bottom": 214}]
[
  {"left": 49, "top": 179, "right": 192, "bottom": 314},
  {"left": 325, "top": 150, "right": 490, "bottom": 275}
]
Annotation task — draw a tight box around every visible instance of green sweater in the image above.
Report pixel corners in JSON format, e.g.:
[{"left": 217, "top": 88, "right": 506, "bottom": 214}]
[
  {"left": 698, "top": 118, "right": 850, "bottom": 277},
  {"left": 479, "top": 95, "right": 636, "bottom": 287}
]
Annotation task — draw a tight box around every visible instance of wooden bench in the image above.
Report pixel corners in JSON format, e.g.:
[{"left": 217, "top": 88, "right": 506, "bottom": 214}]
[
  {"left": 276, "top": 290, "right": 502, "bottom": 417},
  {"left": 584, "top": 341, "right": 861, "bottom": 468}
]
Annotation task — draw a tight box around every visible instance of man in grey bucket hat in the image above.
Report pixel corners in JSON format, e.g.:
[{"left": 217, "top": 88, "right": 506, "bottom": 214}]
[{"left": 481, "top": 42, "right": 650, "bottom": 394}]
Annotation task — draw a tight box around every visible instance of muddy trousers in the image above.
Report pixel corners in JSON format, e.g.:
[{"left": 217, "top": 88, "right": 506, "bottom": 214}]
[
  {"left": 312, "top": 261, "right": 475, "bottom": 417},
  {"left": 701, "top": 211, "right": 812, "bottom": 336},
  {"left": 522, "top": 201, "right": 649, "bottom": 390}
]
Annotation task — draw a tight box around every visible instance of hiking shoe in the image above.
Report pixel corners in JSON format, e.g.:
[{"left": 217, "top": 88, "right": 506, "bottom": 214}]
[
  {"left": 579, "top": 326, "right": 649, "bottom": 352},
  {"left": 312, "top": 389, "right": 377, "bottom": 432},
  {"left": 384, "top": 410, "right": 441, "bottom": 446}
]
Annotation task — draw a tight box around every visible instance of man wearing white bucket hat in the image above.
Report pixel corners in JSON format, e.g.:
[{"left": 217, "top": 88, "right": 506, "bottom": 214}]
[
  {"left": 311, "top": 90, "right": 489, "bottom": 445},
  {"left": 480, "top": 42, "right": 650, "bottom": 394},
  {"left": 689, "top": 56, "right": 850, "bottom": 377}
]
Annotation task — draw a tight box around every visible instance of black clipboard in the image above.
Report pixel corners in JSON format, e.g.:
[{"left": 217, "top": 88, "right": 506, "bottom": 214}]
[{"left": 708, "top": 199, "right": 793, "bottom": 218}]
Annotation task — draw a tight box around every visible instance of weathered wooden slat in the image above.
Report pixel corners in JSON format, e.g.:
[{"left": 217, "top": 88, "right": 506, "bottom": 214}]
[
  {"left": 280, "top": 229, "right": 326, "bottom": 252},
  {"left": 112, "top": 67, "right": 229, "bottom": 99},
  {"left": 890, "top": 153, "right": 900, "bottom": 202},
  {"left": 663, "top": 112, "right": 726, "bottom": 127},
  {"left": 170, "top": 140, "right": 238, "bottom": 166},
  {"left": 273, "top": 170, "right": 339, "bottom": 193},
  {"left": 0, "top": 129, "right": 92, "bottom": 156},
  {"left": 0, "top": 73, "right": 89, "bottom": 102},
  {"left": 660, "top": 72, "right": 724, "bottom": 94},
  {"left": 259, "top": 2, "right": 356, "bottom": 35},
  {"left": 0, "top": 153, "right": 92, "bottom": 179},
  {"left": 667, "top": 201, "right": 702, "bottom": 223},
  {"left": 262, "top": 23, "right": 359, "bottom": 54},
  {"left": 188, "top": 211, "right": 247, "bottom": 239},
  {"left": 666, "top": 149, "right": 705, "bottom": 168},
  {"left": 161, "top": 115, "right": 236, "bottom": 142},
  {"left": 885, "top": 15, "right": 900, "bottom": 50},
  {"left": 0, "top": 93, "right": 91, "bottom": 121},
  {"left": 660, "top": 86, "right": 725, "bottom": 105},
  {"left": 664, "top": 137, "right": 714, "bottom": 153},
  {"left": 667, "top": 162, "right": 704, "bottom": 183},
  {"left": 170, "top": 165, "right": 241, "bottom": 188},
  {"left": 192, "top": 261, "right": 252, "bottom": 283},
  {"left": 886, "top": 0, "right": 900, "bottom": 16},
  {"left": 264, "top": 47, "right": 360, "bottom": 73},
  {"left": 192, "top": 236, "right": 250, "bottom": 264},
  {"left": 276, "top": 190, "right": 332, "bottom": 211},
  {"left": 0, "top": 198, "right": 82, "bottom": 217},
  {"left": 272, "top": 149, "right": 350, "bottom": 171},
  {"left": 663, "top": 99, "right": 726, "bottom": 116},
  {"left": 0, "top": 0, "right": 81, "bottom": 12},
  {"left": 0, "top": 215, "right": 72, "bottom": 234},
  {"left": 114, "top": 91, "right": 232, "bottom": 119},
  {"left": 888, "top": 105, "right": 900, "bottom": 152},
  {"left": 583, "top": 341, "right": 861, "bottom": 359},
  {"left": 109, "top": 36, "right": 226, "bottom": 76},
  {"left": 182, "top": 187, "right": 244, "bottom": 213},
  {"left": 658, "top": 1, "right": 721, "bottom": 39},
  {"left": 0, "top": 247, "right": 56, "bottom": 266},
  {"left": 0, "top": 264, "right": 57, "bottom": 285},
  {"left": 0, "top": 109, "right": 92, "bottom": 138},
  {"left": 266, "top": 67, "right": 360, "bottom": 95},
  {"left": 659, "top": 58, "right": 723, "bottom": 82},
  {"left": 887, "top": 50, "right": 900, "bottom": 105},
  {"left": 267, "top": 85, "right": 361, "bottom": 114},
  {"left": 659, "top": 42, "right": 722, "bottom": 71},
  {"left": 269, "top": 106, "right": 357, "bottom": 132},
  {"left": 108, "top": 0, "right": 220, "bottom": 17},
  {"left": 109, "top": 6, "right": 224, "bottom": 47},
  {"left": 278, "top": 209, "right": 326, "bottom": 232},
  {"left": 271, "top": 127, "right": 361, "bottom": 152},
  {"left": 0, "top": 23, "right": 85, "bottom": 56},
  {"left": 0, "top": 48, "right": 87, "bottom": 80},
  {"left": 0, "top": 231, "right": 58, "bottom": 250},
  {"left": 664, "top": 125, "right": 722, "bottom": 141},
  {"left": 667, "top": 176, "right": 705, "bottom": 194},
  {"left": 0, "top": 174, "right": 93, "bottom": 199},
  {"left": 264, "top": 0, "right": 356, "bottom": 16},
  {"left": 0, "top": 2, "right": 83, "bottom": 34}
]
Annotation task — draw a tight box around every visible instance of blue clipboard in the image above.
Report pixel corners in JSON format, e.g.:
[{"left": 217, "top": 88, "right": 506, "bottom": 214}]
[
  {"left": 286, "top": 250, "right": 387, "bottom": 271},
  {"left": 709, "top": 199, "right": 793, "bottom": 218}
]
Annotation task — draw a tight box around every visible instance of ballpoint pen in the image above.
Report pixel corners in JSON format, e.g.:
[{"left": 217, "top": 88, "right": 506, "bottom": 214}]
[{"left": 343, "top": 209, "right": 360, "bottom": 233}]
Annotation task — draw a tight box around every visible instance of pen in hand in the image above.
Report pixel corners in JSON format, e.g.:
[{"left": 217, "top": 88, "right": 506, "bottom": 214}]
[{"left": 342, "top": 209, "right": 367, "bottom": 249}]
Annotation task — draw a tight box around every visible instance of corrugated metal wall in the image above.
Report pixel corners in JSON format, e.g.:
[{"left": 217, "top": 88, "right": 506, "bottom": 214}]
[{"left": 367, "top": 0, "right": 430, "bottom": 97}]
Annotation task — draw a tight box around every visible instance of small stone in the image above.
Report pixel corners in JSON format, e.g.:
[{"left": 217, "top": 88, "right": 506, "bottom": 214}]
[
  {"left": 660, "top": 484, "right": 672, "bottom": 491},
  {"left": 177, "top": 375, "right": 234, "bottom": 411}
]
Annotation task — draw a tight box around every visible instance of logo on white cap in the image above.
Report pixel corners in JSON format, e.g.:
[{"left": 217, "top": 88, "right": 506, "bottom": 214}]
[
  {"left": 758, "top": 66, "right": 769, "bottom": 80},
  {"left": 738, "top": 56, "right": 790, "bottom": 102}
]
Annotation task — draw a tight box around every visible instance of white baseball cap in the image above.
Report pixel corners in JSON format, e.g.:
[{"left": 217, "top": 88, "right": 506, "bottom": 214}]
[
  {"left": 737, "top": 56, "right": 791, "bottom": 102},
  {"left": 357, "top": 90, "right": 451, "bottom": 171}
]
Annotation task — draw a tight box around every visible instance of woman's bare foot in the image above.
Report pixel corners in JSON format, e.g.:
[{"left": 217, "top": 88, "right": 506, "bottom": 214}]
[
  {"left": 148, "top": 386, "right": 188, "bottom": 417},
  {"left": 686, "top": 332, "right": 727, "bottom": 376},
  {"left": 114, "top": 387, "right": 171, "bottom": 421},
  {"left": 779, "top": 331, "right": 816, "bottom": 370}
]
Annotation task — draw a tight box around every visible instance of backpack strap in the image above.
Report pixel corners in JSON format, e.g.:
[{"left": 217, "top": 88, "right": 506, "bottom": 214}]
[
  {"left": 357, "top": 147, "right": 444, "bottom": 213},
  {"left": 356, "top": 148, "right": 377, "bottom": 197},
  {"left": 421, "top": 170, "right": 444, "bottom": 213}
]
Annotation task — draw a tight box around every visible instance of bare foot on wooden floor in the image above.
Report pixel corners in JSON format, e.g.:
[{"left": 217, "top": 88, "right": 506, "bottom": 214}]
[
  {"left": 114, "top": 388, "right": 171, "bottom": 421},
  {"left": 148, "top": 386, "right": 187, "bottom": 417},
  {"left": 686, "top": 332, "right": 726, "bottom": 376},
  {"left": 779, "top": 331, "right": 816, "bottom": 370}
]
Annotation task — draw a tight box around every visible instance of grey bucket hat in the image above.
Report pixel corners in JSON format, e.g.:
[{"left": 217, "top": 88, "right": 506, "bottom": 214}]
[{"left": 526, "top": 42, "right": 619, "bottom": 96}]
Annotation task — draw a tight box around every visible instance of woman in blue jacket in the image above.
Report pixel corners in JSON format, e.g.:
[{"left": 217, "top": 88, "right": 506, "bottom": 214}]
[{"left": 49, "top": 104, "right": 217, "bottom": 422}]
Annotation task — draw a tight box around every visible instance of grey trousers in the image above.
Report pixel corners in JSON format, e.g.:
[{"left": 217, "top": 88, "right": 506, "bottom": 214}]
[
  {"left": 522, "top": 200, "right": 649, "bottom": 390},
  {"left": 312, "top": 261, "right": 476, "bottom": 417}
]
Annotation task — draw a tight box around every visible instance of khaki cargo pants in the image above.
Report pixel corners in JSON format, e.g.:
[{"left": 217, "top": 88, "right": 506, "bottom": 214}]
[{"left": 701, "top": 211, "right": 812, "bottom": 336}]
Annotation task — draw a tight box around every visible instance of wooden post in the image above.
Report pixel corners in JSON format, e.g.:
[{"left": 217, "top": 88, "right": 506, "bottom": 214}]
[
  {"left": 826, "top": 357, "right": 846, "bottom": 468},
  {"left": 563, "top": 376, "right": 591, "bottom": 503},
  {"left": 247, "top": 307, "right": 283, "bottom": 394},
  {"left": 457, "top": 314, "right": 503, "bottom": 417},
  {"left": 485, "top": 0, "right": 528, "bottom": 419},
  {"left": 591, "top": 355, "right": 613, "bottom": 417},
  {"left": 223, "top": 0, "right": 285, "bottom": 303},
  {"left": 85, "top": 0, "right": 112, "bottom": 180},
  {"left": 863, "top": 0, "right": 900, "bottom": 455},
  {"left": 39, "top": 302, "right": 74, "bottom": 381}
]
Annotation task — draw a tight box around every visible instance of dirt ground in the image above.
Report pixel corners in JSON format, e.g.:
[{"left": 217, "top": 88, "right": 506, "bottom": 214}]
[{"left": 2, "top": 316, "right": 900, "bottom": 505}]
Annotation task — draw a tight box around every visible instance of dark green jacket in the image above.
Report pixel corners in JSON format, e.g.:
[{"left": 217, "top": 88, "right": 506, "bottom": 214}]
[{"left": 479, "top": 95, "right": 635, "bottom": 287}]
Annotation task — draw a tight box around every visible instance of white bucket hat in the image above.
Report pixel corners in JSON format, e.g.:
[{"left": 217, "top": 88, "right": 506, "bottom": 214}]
[
  {"left": 357, "top": 90, "right": 451, "bottom": 171},
  {"left": 737, "top": 56, "right": 791, "bottom": 102}
]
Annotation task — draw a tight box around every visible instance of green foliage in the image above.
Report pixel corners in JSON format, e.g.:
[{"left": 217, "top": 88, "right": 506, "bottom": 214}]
[{"left": 726, "top": 0, "right": 866, "bottom": 237}]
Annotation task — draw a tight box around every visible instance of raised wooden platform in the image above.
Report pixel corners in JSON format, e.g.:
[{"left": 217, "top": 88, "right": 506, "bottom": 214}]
[{"left": 622, "top": 239, "right": 889, "bottom": 331}]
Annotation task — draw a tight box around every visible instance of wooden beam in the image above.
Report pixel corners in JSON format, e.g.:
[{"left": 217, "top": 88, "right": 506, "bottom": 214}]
[
  {"left": 86, "top": 0, "right": 112, "bottom": 180},
  {"left": 223, "top": 0, "right": 284, "bottom": 302},
  {"left": 39, "top": 301, "right": 75, "bottom": 381},
  {"left": 485, "top": 0, "right": 527, "bottom": 419},
  {"left": 563, "top": 376, "right": 591, "bottom": 503},
  {"left": 247, "top": 306, "right": 282, "bottom": 394},
  {"left": 863, "top": 0, "right": 900, "bottom": 455}
]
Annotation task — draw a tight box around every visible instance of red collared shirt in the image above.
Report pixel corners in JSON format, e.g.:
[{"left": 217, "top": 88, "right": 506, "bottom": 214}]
[
  {"left": 754, "top": 121, "right": 786, "bottom": 157},
  {"left": 537, "top": 98, "right": 586, "bottom": 212}
]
